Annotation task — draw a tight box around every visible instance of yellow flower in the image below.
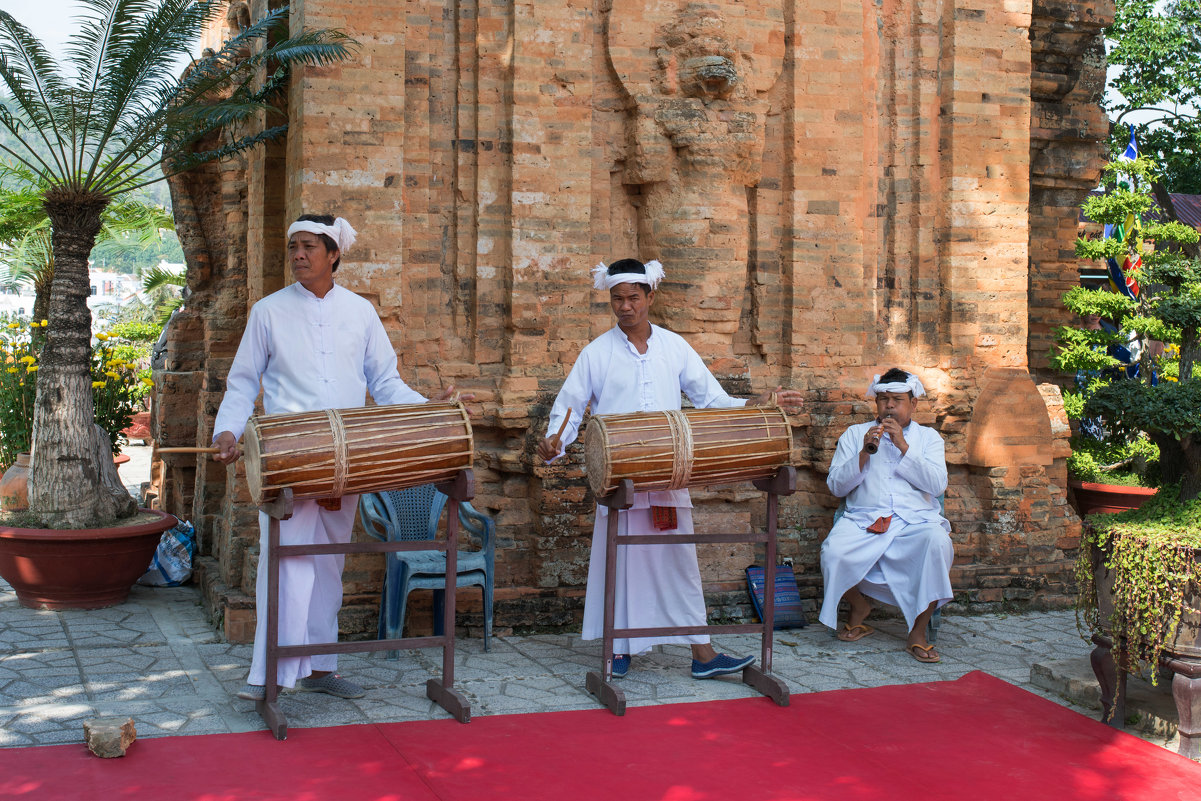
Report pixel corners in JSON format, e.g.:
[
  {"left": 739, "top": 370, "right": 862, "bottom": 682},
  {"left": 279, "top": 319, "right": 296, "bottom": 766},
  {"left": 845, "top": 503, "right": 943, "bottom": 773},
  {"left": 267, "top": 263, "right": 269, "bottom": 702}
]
[
  {"left": 105, "top": 371, "right": 120, "bottom": 379},
  {"left": 95, "top": 332, "right": 110, "bottom": 341},
  {"left": 18, "top": 355, "right": 35, "bottom": 365},
  {"left": 6, "top": 367, "right": 16, "bottom": 374},
  {"left": 26, "top": 365, "right": 37, "bottom": 373},
  {"left": 6, "top": 322, "right": 18, "bottom": 329},
  {"left": 141, "top": 377, "right": 154, "bottom": 387},
  {"left": 92, "top": 380, "right": 106, "bottom": 388},
  {"left": 38, "top": 319, "right": 48, "bottom": 327}
]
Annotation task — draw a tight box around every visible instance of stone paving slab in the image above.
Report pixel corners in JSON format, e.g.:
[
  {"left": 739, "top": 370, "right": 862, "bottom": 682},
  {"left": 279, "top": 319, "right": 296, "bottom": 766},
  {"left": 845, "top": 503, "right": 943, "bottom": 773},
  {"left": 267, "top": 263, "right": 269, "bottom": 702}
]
[{"left": 0, "top": 577, "right": 1188, "bottom": 758}]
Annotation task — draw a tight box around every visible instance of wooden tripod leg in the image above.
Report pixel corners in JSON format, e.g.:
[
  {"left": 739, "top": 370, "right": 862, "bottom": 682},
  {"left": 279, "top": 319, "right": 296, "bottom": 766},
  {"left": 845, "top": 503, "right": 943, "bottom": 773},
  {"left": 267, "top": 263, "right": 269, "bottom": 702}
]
[
  {"left": 425, "top": 496, "right": 471, "bottom": 723},
  {"left": 742, "top": 486, "right": 789, "bottom": 706},
  {"left": 586, "top": 505, "right": 626, "bottom": 715},
  {"left": 262, "top": 515, "right": 288, "bottom": 739}
]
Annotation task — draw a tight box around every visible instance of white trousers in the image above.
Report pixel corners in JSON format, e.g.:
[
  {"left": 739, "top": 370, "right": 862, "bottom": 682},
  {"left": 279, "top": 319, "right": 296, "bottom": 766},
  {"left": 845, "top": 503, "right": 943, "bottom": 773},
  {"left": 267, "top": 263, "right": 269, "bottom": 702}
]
[
  {"left": 818, "top": 516, "right": 953, "bottom": 633},
  {"left": 248, "top": 497, "right": 358, "bottom": 687},
  {"left": 582, "top": 506, "right": 710, "bottom": 655}
]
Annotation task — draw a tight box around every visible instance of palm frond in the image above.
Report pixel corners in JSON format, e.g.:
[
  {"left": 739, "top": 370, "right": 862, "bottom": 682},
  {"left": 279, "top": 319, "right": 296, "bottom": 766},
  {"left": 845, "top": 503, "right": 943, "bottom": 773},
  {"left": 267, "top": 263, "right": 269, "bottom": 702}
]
[
  {"left": 99, "top": 196, "right": 174, "bottom": 246},
  {"left": 80, "top": 0, "right": 225, "bottom": 190},
  {"left": 140, "top": 262, "right": 185, "bottom": 291},
  {"left": 0, "top": 11, "right": 71, "bottom": 181},
  {"left": 2, "top": 226, "right": 54, "bottom": 291}
]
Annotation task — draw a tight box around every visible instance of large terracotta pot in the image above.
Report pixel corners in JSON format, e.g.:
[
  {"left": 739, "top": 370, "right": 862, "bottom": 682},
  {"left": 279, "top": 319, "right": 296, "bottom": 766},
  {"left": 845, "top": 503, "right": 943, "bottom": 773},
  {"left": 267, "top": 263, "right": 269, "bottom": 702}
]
[
  {"left": 0, "top": 509, "right": 175, "bottom": 609},
  {"left": 0, "top": 453, "right": 31, "bottom": 512},
  {"left": 1069, "top": 479, "right": 1158, "bottom": 516}
]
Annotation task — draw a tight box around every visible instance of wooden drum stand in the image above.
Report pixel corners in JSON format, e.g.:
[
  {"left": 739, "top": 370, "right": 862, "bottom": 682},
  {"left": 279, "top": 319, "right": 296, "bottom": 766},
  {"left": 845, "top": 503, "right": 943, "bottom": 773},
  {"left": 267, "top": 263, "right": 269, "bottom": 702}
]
[
  {"left": 256, "top": 469, "right": 475, "bottom": 739},
  {"left": 585, "top": 466, "right": 796, "bottom": 715}
]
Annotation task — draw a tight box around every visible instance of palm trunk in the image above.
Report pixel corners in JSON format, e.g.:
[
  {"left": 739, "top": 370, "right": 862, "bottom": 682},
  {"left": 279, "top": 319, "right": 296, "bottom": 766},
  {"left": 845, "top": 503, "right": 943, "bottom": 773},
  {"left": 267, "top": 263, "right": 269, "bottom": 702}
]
[
  {"left": 30, "top": 262, "right": 52, "bottom": 351},
  {"left": 27, "top": 190, "right": 136, "bottom": 527}
]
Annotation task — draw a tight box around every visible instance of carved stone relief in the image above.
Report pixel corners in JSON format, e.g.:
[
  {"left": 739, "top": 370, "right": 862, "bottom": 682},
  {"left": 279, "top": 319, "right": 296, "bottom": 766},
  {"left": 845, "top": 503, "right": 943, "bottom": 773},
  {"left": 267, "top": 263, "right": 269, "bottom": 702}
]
[{"left": 608, "top": 0, "right": 784, "bottom": 347}]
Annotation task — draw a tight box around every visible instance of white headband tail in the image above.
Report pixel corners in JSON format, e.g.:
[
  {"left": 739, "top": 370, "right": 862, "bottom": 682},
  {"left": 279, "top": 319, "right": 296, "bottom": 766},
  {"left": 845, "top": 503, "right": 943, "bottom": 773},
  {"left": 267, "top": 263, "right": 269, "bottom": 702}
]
[
  {"left": 287, "top": 217, "right": 358, "bottom": 255},
  {"left": 592, "top": 259, "right": 665, "bottom": 290}
]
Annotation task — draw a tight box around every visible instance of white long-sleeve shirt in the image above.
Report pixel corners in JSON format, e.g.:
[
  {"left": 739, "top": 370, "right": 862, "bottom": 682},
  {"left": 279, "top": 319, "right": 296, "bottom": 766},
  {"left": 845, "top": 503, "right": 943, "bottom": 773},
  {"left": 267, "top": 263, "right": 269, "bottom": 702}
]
[
  {"left": 545, "top": 324, "right": 746, "bottom": 507},
  {"left": 826, "top": 420, "right": 950, "bottom": 532},
  {"left": 213, "top": 282, "right": 425, "bottom": 441}
]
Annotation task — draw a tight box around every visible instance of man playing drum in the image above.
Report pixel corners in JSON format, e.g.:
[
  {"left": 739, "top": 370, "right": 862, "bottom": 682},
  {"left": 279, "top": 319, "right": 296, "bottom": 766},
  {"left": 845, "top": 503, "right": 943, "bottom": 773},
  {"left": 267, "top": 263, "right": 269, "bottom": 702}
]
[
  {"left": 213, "top": 214, "right": 463, "bottom": 702},
  {"left": 819, "top": 367, "right": 953, "bottom": 663},
  {"left": 536, "top": 258, "right": 804, "bottom": 679}
]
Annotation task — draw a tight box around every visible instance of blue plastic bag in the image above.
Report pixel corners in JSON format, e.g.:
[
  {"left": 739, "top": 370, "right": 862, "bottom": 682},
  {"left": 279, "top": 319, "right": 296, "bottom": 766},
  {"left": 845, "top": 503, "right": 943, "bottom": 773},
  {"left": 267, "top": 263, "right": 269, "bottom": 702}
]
[{"left": 137, "top": 519, "right": 195, "bottom": 587}]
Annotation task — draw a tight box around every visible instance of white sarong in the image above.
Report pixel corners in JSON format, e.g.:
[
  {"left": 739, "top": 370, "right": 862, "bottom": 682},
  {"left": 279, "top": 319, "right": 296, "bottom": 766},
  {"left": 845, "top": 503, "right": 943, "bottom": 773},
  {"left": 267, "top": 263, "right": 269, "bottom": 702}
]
[
  {"left": 247, "top": 496, "right": 358, "bottom": 687},
  {"left": 581, "top": 506, "right": 710, "bottom": 655},
  {"left": 818, "top": 515, "right": 953, "bottom": 633}
]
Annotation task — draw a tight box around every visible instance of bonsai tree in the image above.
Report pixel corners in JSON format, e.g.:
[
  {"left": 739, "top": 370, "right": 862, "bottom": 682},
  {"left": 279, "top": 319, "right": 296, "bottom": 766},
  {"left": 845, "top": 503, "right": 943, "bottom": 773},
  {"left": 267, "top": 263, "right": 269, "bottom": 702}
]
[
  {"left": 0, "top": 0, "right": 353, "bottom": 527},
  {"left": 1052, "top": 154, "right": 1201, "bottom": 500}
]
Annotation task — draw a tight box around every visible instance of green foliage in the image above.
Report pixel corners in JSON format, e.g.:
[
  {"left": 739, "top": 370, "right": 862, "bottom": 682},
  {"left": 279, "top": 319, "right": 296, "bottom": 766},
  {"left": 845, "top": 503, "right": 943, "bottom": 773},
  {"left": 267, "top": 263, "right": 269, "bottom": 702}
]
[
  {"left": 1088, "top": 378, "right": 1201, "bottom": 445},
  {"left": 1056, "top": 153, "right": 1201, "bottom": 501},
  {"left": 106, "top": 321, "right": 160, "bottom": 343},
  {"left": 1066, "top": 434, "right": 1160, "bottom": 486},
  {"left": 1062, "top": 390, "right": 1085, "bottom": 421},
  {"left": 0, "top": 317, "right": 151, "bottom": 467},
  {"left": 1076, "top": 489, "right": 1201, "bottom": 680},
  {"left": 1106, "top": 0, "right": 1201, "bottom": 194},
  {"left": 0, "top": 316, "right": 37, "bottom": 469}
]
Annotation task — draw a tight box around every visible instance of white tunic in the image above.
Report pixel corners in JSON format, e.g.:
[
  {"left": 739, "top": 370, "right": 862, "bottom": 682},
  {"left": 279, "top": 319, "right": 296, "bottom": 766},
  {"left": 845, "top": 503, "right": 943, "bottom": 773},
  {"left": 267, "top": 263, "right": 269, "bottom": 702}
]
[
  {"left": 214, "top": 282, "right": 425, "bottom": 440},
  {"left": 818, "top": 420, "right": 954, "bottom": 632},
  {"left": 214, "top": 281, "right": 426, "bottom": 687},
  {"left": 544, "top": 325, "right": 746, "bottom": 654}
]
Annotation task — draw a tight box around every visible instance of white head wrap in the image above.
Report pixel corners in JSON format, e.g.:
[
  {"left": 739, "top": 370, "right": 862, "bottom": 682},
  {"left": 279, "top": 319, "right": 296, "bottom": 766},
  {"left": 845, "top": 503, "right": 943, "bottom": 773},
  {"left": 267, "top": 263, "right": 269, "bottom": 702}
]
[
  {"left": 866, "top": 371, "right": 926, "bottom": 398},
  {"left": 287, "top": 217, "right": 358, "bottom": 255},
  {"left": 591, "top": 259, "right": 665, "bottom": 291}
]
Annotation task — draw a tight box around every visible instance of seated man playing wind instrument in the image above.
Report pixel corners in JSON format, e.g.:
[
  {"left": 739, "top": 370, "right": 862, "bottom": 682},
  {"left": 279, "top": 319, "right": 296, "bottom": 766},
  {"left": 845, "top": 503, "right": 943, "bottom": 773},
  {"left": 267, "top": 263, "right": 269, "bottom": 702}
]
[{"left": 818, "top": 368, "right": 953, "bottom": 663}]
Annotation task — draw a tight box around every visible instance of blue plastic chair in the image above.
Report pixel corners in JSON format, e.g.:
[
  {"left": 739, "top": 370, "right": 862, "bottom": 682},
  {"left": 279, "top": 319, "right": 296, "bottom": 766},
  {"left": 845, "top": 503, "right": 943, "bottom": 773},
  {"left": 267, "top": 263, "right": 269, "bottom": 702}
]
[
  {"left": 831, "top": 495, "right": 946, "bottom": 643},
  {"left": 359, "top": 484, "right": 495, "bottom": 654}
]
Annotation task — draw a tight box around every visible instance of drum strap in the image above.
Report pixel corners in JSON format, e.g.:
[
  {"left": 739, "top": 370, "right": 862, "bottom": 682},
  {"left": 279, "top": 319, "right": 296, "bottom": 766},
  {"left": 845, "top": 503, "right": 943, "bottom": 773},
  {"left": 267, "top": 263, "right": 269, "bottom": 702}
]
[
  {"left": 664, "top": 410, "right": 694, "bottom": 490},
  {"left": 325, "top": 408, "right": 349, "bottom": 498}
]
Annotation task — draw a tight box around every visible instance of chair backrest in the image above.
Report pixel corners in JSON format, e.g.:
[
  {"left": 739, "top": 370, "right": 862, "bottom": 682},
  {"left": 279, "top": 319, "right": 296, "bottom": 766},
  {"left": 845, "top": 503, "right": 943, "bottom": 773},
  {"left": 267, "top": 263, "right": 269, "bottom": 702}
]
[
  {"left": 377, "top": 485, "right": 447, "bottom": 541},
  {"left": 359, "top": 484, "right": 494, "bottom": 554}
]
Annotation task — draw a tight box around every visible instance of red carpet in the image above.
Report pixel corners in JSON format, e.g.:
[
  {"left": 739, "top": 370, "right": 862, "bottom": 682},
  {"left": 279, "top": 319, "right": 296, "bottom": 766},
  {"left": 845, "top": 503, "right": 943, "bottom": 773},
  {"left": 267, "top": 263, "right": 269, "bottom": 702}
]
[{"left": 2, "top": 671, "right": 1198, "bottom": 801}]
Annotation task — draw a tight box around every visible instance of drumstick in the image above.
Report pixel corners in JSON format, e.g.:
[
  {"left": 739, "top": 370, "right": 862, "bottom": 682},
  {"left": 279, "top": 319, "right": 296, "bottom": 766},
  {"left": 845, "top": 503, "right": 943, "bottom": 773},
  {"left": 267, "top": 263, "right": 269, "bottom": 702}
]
[
  {"left": 157, "top": 447, "right": 221, "bottom": 454},
  {"left": 554, "top": 408, "right": 572, "bottom": 441}
]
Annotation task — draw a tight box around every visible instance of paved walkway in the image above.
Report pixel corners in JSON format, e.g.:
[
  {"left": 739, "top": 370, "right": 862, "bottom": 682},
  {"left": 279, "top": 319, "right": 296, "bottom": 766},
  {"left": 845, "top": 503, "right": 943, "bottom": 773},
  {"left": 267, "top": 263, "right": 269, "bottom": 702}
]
[{"left": 0, "top": 576, "right": 1182, "bottom": 752}]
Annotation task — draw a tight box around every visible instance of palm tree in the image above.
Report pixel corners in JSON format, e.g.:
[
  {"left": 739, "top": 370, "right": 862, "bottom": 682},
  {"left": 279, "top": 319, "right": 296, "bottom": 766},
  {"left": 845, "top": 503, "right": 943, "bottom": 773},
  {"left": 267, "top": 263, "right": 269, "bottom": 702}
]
[{"left": 0, "top": 1, "right": 354, "bottom": 527}]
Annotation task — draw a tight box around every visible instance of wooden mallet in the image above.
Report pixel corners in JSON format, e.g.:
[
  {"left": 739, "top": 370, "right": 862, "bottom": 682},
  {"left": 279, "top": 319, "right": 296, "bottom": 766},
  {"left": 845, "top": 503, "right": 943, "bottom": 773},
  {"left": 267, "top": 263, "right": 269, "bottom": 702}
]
[{"left": 550, "top": 407, "right": 572, "bottom": 451}]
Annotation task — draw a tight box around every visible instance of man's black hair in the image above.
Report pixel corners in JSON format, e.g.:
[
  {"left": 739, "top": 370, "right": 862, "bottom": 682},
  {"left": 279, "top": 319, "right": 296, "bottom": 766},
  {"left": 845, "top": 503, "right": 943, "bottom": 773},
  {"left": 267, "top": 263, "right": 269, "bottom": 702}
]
[
  {"left": 295, "top": 213, "right": 341, "bottom": 271},
  {"left": 607, "top": 257, "right": 651, "bottom": 294},
  {"left": 879, "top": 367, "right": 914, "bottom": 397}
]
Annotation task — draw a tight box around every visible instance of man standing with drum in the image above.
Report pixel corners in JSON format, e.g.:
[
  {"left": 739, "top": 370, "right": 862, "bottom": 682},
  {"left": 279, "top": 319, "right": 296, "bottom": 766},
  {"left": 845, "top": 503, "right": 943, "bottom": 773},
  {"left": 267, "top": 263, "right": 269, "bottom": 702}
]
[
  {"left": 536, "top": 258, "right": 804, "bottom": 679},
  {"left": 213, "top": 214, "right": 462, "bottom": 702}
]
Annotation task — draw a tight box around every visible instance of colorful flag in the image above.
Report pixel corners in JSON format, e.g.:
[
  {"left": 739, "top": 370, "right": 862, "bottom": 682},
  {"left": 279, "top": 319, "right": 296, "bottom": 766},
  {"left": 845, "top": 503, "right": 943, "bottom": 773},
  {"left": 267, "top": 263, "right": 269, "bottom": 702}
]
[{"left": 1104, "top": 126, "right": 1141, "bottom": 299}]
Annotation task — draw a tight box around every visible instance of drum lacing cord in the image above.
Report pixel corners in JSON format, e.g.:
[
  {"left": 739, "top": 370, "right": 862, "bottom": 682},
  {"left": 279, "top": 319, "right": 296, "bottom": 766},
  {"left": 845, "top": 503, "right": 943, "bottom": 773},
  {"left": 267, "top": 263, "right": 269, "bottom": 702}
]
[
  {"left": 325, "top": 408, "right": 348, "bottom": 497},
  {"left": 664, "top": 409, "right": 694, "bottom": 490}
]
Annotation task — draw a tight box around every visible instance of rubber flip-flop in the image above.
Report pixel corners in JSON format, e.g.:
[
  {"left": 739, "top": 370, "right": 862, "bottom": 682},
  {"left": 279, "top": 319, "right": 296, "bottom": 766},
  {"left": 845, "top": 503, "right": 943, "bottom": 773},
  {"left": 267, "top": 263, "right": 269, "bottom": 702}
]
[
  {"left": 837, "top": 623, "right": 874, "bottom": 642},
  {"left": 907, "top": 643, "right": 941, "bottom": 663}
]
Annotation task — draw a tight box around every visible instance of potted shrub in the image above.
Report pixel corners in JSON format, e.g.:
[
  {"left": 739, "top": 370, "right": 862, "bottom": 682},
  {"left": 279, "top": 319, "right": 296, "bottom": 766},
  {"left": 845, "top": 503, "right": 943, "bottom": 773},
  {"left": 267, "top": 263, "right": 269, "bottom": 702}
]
[
  {"left": 1058, "top": 154, "right": 1201, "bottom": 759},
  {"left": 0, "top": 318, "right": 171, "bottom": 608}
]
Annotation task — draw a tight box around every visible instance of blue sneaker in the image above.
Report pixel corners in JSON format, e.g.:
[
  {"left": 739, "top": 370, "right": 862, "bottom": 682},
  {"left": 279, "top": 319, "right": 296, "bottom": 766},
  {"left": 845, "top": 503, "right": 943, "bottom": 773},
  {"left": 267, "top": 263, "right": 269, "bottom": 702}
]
[
  {"left": 611, "top": 654, "right": 630, "bottom": 678},
  {"left": 691, "top": 653, "right": 754, "bottom": 679}
]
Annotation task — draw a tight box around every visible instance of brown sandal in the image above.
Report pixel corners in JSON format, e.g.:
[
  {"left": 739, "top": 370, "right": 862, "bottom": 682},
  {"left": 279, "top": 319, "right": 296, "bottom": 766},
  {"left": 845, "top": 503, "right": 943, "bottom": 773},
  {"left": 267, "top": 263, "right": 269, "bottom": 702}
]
[
  {"left": 837, "top": 623, "right": 874, "bottom": 642},
  {"left": 907, "top": 643, "right": 941, "bottom": 663}
]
